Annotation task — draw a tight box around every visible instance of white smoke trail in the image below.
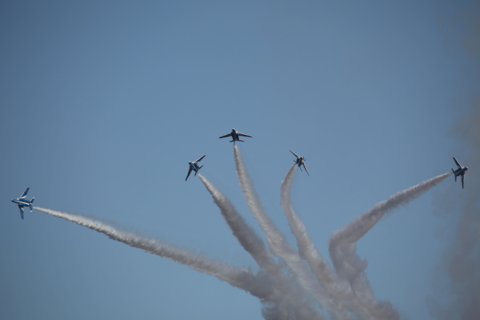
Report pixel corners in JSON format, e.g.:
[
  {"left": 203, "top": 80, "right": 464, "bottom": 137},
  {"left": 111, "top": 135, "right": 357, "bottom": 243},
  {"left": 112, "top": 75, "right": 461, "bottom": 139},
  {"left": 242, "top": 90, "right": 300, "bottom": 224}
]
[
  {"left": 198, "top": 174, "right": 279, "bottom": 274},
  {"left": 198, "top": 174, "right": 325, "bottom": 320},
  {"left": 280, "top": 165, "right": 336, "bottom": 283},
  {"left": 328, "top": 173, "right": 451, "bottom": 320},
  {"left": 280, "top": 165, "right": 374, "bottom": 320},
  {"left": 234, "top": 145, "right": 352, "bottom": 320},
  {"left": 32, "top": 157, "right": 450, "bottom": 320},
  {"left": 34, "top": 206, "right": 269, "bottom": 299}
]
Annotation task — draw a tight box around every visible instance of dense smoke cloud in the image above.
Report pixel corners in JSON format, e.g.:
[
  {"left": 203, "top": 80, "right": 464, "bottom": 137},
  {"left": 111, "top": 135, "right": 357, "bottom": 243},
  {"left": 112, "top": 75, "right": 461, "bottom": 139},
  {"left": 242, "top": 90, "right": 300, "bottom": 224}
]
[
  {"left": 428, "top": 1, "right": 480, "bottom": 319},
  {"left": 428, "top": 101, "right": 480, "bottom": 320},
  {"left": 35, "top": 144, "right": 450, "bottom": 320}
]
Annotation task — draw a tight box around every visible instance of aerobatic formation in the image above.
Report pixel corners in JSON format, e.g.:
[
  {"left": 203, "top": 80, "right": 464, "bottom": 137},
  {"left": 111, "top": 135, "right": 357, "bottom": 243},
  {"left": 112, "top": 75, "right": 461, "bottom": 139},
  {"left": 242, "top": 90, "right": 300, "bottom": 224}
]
[{"left": 14, "top": 129, "right": 466, "bottom": 320}]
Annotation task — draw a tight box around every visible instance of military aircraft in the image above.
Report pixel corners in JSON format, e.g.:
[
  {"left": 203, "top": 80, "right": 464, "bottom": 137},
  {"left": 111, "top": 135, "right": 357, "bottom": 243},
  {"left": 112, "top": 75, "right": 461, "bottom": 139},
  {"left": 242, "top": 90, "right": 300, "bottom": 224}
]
[
  {"left": 11, "top": 187, "right": 35, "bottom": 219},
  {"left": 290, "top": 150, "right": 309, "bottom": 176},
  {"left": 219, "top": 128, "right": 252, "bottom": 143},
  {"left": 452, "top": 157, "right": 468, "bottom": 189},
  {"left": 186, "top": 155, "right": 206, "bottom": 181}
]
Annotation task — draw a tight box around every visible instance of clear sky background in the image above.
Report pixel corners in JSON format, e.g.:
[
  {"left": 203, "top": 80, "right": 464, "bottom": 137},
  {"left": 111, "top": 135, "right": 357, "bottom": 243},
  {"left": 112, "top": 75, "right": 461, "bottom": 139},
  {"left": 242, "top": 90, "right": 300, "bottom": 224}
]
[{"left": 1, "top": 1, "right": 478, "bottom": 320}]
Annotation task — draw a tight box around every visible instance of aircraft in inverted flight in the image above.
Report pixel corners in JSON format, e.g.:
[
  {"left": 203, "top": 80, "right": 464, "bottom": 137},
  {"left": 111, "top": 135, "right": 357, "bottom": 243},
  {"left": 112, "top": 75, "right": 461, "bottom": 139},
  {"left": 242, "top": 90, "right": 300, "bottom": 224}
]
[
  {"left": 452, "top": 157, "right": 468, "bottom": 189},
  {"left": 186, "top": 155, "right": 206, "bottom": 181},
  {"left": 11, "top": 187, "right": 35, "bottom": 219},
  {"left": 219, "top": 128, "right": 252, "bottom": 143},
  {"left": 290, "top": 150, "right": 309, "bottom": 176}
]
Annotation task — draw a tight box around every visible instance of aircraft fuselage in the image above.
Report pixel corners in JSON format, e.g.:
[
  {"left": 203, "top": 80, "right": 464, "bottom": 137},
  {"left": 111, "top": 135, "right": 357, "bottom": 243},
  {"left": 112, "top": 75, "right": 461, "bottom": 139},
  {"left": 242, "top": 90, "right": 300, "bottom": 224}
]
[
  {"left": 295, "top": 157, "right": 305, "bottom": 166},
  {"left": 11, "top": 199, "right": 32, "bottom": 206},
  {"left": 189, "top": 162, "right": 201, "bottom": 171},
  {"left": 453, "top": 167, "right": 468, "bottom": 178}
]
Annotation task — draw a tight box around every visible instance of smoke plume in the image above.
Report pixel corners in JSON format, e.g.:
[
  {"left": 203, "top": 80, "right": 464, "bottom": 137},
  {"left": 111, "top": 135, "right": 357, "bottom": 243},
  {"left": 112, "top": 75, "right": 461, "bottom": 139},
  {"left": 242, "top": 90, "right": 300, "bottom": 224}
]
[
  {"left": 199, "top": 173, "right": 324, "bottom": 320},
  {"left": 280, "top": 165, "right": 374, "bottom": 320},
  {"left": 34, "top": 206, "right": 269, "bottom": 298},
  {"left": 234, "top": 145, "right": 355, "bottom": 320},
  {"left": 34, "top": 150, "right": 451, "bottom": 320},
  {"left": 329, "top": 173, "right": 451, "bottom": 320},
  {"left": 428, "top": 102, "right": 480, "bottom": 320},
  {"left": 427, "top": 2, "right": 480, "bottom": 319}
]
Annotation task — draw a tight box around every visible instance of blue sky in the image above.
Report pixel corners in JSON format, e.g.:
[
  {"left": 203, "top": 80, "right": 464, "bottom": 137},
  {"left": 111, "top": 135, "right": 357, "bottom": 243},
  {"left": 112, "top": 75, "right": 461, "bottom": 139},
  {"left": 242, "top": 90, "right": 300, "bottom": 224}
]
[{"left": 1, "top": 1, "right": 477, "bottom": 319}]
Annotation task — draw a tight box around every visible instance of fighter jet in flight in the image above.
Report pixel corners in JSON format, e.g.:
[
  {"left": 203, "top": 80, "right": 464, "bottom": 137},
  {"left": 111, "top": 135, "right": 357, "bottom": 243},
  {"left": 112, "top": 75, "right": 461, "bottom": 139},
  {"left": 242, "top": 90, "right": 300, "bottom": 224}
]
[
  {"left": 219, "top": 128, "right": 252, "bottom": 143},
  {"left": 186, "top": 155, "right": 206, "bottom": 181},
  {"left": 452, "top": 157, "right": 468, "bottom": 189},
  {"left": 290, "top": 150, "right": 309, "bottom": 176},
  {"left": 11, "top": 187, "right": 35, "bottom": 219}
]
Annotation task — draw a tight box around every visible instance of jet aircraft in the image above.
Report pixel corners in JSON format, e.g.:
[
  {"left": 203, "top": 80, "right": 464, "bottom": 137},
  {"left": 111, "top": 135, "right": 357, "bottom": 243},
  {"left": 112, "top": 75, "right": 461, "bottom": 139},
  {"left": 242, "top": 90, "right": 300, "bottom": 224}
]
[
  {"left": 186, "top": 155, "right": 206, "bottom": 181},
  {"left": 290, "top": 150, "right": 309, "bottom": 176},
  {"left": 219, "top": 128, "right": 252, "bottom": 143},
  {"left": 11, "top": 187, "right": 35, "bottom": 219},
  {"left": 452, "top": 157, "right": 468, "bottom": 189}
]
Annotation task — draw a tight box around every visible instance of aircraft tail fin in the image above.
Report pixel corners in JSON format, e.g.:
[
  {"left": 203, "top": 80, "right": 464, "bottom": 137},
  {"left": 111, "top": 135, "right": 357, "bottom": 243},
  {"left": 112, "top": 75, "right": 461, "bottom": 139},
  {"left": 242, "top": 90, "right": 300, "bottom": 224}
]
[
  {"left": 452, "top": 169, "right": 457, "bottom": 181},
  {"left": 194, "top": 166, "right": 203, "bottom": 176}
]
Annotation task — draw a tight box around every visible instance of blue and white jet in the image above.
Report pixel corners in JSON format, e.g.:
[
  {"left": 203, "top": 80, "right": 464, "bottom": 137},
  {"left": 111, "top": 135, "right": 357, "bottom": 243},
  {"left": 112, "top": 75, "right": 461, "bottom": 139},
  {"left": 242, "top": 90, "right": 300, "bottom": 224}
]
[
  {"left": 290, "top": 150, "right": 309, "bottom": 176},
  {"left": 452, "top": 157, "right": 468, "bottom": 189},
  {"left": 11, "top": 187, "right": 35, "bottom": 219},
  {"left": 186, "top": 155, "right": 206, "bottom": 181},
  {"left": 219, "top": 128, "right": 252, "bottom": 143}
]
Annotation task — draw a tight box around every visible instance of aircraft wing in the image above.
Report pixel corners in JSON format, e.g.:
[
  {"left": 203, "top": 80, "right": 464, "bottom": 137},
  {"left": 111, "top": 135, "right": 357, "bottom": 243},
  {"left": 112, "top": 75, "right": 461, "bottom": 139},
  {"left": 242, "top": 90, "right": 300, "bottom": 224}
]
[
  {"left": 303, "top": 163, "right": 310, "bottom": 176},
  {"left": 20, "top": 187, "right": 29, "bottom": 198},
  {"left": 453, "top": 157, "right": 462, "bottom": 168},
  {"left": 219, "top": 133, "right": 232, "bottom": 139},
  {"left": 185, "top": 167, "right": 193, "bottom": 181},
  {"left": 290, "top": 150, "right": 299, "bottom": 158},
  {"left": 462, "top": 174, "right": 465, "bottom": 189},
  {"left": 237, "top": 132, "right": 252, "bottom": 138},
  {"left": 195, "top": 155, "right": 206, "bottom": 163},
  {"left": 18, "top": 205, "right": 24, "bottom": 219}
]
